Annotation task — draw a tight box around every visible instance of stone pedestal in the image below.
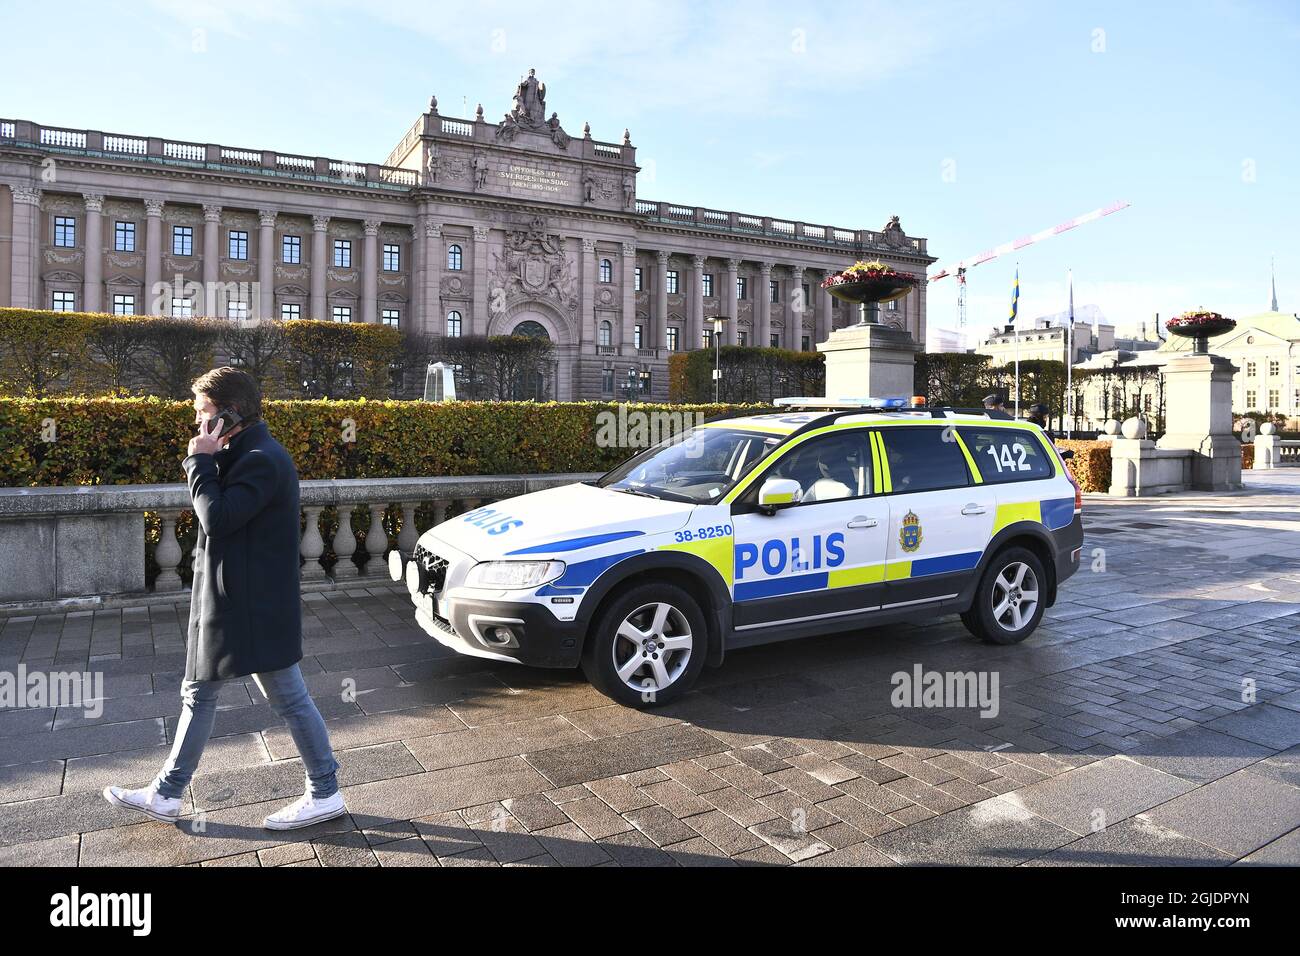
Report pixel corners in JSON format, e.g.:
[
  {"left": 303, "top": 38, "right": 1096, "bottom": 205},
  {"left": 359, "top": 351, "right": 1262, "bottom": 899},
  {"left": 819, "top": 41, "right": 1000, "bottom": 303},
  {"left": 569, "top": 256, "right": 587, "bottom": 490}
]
[
  {"left": 1156, "top": 354, "right": 1242, "bottom": 491},
  {"left": 1253, "top": 425, "right": 1281, "bottom": 469},
  {"left": 817, "top": 323, "right": 921, "bottom": 399}
]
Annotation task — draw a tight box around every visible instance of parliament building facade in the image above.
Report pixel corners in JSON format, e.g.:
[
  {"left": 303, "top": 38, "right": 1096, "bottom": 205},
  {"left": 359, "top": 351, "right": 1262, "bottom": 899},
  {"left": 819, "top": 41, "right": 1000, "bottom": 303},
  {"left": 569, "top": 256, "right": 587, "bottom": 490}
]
[{"left": 0, "top": 70, "right": 934, "bottom": 401}]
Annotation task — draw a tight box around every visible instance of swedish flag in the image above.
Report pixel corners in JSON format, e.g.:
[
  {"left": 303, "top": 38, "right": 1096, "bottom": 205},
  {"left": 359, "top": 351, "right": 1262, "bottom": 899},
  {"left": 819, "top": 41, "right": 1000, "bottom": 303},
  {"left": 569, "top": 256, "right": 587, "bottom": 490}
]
[{"left": 1009, "top": 268, "right": 1020, "bottom": 323}]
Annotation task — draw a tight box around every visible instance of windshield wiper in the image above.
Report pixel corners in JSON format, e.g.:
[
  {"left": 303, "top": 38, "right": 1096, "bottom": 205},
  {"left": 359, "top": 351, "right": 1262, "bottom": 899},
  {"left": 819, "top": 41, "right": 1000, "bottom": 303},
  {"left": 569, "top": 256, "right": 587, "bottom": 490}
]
[{"left": 613, "top": 486, "right": 661, "bottom": 499}]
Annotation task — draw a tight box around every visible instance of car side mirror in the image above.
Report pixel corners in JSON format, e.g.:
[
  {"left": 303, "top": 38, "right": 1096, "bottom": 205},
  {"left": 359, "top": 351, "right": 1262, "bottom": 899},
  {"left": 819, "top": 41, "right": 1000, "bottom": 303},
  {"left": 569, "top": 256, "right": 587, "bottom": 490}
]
[{"left": 757, "top": 478, "right": 801, "bottom": 514}]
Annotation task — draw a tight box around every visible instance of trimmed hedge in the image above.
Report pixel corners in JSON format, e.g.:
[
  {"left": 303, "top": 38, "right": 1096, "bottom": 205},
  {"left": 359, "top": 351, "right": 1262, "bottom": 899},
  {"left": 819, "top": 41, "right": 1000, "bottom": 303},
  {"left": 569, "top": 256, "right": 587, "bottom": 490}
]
[
  {"left": 1055, "top": 439, "right": 1111, "bottom": 494},
  {"left": 0, "top": 398, "right": 770, "bottom": 486}
]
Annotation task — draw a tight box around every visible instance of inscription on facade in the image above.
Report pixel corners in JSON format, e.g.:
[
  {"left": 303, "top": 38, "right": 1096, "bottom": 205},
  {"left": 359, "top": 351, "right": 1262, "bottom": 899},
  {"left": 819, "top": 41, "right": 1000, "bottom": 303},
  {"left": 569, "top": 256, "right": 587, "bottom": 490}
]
[{"left": 500, "top": 163, "right": 571, "bottom": 195}]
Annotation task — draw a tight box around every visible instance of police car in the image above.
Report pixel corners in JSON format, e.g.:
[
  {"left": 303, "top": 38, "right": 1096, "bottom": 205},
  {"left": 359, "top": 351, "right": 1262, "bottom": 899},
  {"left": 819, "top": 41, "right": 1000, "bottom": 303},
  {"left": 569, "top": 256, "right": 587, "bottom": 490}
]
[{"left": 391, "top": 398, "right": 1084, "bottom": 708}]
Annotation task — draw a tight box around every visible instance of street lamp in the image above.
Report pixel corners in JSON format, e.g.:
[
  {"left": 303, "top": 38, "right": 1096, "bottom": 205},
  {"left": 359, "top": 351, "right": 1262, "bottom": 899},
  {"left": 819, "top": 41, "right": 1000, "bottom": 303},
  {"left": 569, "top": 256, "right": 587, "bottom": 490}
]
[
  {"left": 711, "top": 315, "right": 729, "bottom": 403},
  {"left": 624, "top": 364, "right": 640, "bottom": 402}
]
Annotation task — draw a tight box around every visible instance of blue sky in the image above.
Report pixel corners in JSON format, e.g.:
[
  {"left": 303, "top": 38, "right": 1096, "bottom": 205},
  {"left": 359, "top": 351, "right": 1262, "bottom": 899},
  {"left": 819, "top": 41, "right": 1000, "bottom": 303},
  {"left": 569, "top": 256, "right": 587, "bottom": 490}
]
[{"left": 3, "top": 0, "right": 1295, "bottom": 347}]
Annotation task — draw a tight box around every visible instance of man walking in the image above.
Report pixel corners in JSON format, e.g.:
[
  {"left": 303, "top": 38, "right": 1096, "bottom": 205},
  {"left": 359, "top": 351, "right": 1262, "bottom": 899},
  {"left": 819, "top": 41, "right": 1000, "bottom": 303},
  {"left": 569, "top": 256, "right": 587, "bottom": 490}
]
[{"left": 104, "top": 367, "right": 345, "bottom": 830}]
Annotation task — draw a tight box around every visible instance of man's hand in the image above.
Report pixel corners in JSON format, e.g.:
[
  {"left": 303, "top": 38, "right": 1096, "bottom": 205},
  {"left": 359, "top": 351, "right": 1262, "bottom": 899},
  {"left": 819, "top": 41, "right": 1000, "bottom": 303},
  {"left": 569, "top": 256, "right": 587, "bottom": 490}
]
[{"left": 188, "top": 417, "right": 226, "bottom": 458}]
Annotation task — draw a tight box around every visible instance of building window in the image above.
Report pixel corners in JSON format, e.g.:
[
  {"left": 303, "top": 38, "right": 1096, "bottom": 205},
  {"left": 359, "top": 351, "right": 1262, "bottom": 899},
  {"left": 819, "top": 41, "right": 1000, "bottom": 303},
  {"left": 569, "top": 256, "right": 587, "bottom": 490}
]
[
  {"left": 1143, "top": 394, "right": 1152, "bottom": 412},
  {"left": 736, "top": 277, "right": 748, "bottom": 300},
  {"left": 1246, "top": 361, "right": 1256, "bottom": 377},
  {"left": 770, "top": 333, "right": 780, "bottom": 348},
  {"left": 1246, "top": 390, "right": 1257, "bottom": 408},
  {"left": 634, "top": 325, "right": 643, "bottom": 349},
  {"left": 599, "top": 320, "right": 612, "bottom": 347},
  {"left": 281, "top": 303, "right": 301, "bottom": 321},
  {"left": 703, "top": 328, "right": 714, "bottom": 348},
  {"left": 738, "top": 330, "right": 748, "bottom": 346},
  {"left": 886, "top": 299, "right": 898, "bottom": 311},
  {"left": 601, "top": 367, "right": 614, "bottom": 395},
  {"left": 639, "top": 369, "right": 652, "bottom": 394},
  {"left": 381, "top": 309, "right": 400, "bottom": 327},
  {"left": 446, "top": 310, "right": 462, "bottom": 337},
  {"left": 667, "top": 327, "right": 680, "bottom": 351},
  {"left": 1269, "top": 359, "right": 1280, "bottom": 377},
  {"left": 770, "top": 279, "right": 779, "bottom": 304},
  {"left": 703, "top": 273, "right": 714, "bottom": 298},
  {"left": 333, "top": 239, "right": 352, "bottom": 268},
  {"left": 54, "top": 216, "right": 76, "bottom": 248},
  {"left": 112, "top": 294, "right": 135, "bottom": 315},
  {"left": 171, "top": 298, "right": 193, "bottom": 318},
  {"left": 1269, "top": 389, "right": 1280, "bottom": 408},
  {"left": 667, "top": 271, "right": 679, "bottom": 295},
  {"left": 114, "top": 221, "right": 135, "bottom": 252},
  {"left": 227, "top": 230, "right": 248, "bottom": 260},
  {"left": 228, "top": 301, "right": 250, "bottom": 321},
  {"left": 599, "top": 258, "right": 612, "bottom": 283},
  {"left": 635, "top": 268, "right": 643, "bottom": 292},
  {"left": 282, "top": 235, "right": 301, "bottom": 264},
  {"left": 172, "top": 226, "right": 193, "bottom": 256},
  {"left": 332, "top": 305, "right": 351, "bottom": 323},
  {"left": 383, "top": 244, "right": 400, "bottom": 272},
  {"left": 802, "top": 283, "right": 811, "bottom": 307},
  {"left": 802, "top": 335, "right": 810, "bottom": 351},
  {"left": 447, "top": 244, "right": 462, "bottom": 271},
  {"left": 52, "top": 290, "right": 76, "bottom": 311}
]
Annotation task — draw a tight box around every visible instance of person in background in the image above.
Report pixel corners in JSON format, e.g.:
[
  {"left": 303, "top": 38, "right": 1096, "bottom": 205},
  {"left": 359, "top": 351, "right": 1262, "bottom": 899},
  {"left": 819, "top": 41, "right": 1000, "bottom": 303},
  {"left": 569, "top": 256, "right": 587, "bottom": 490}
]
[
  {"left": 103, "top": 367, "right": 346, "bottom": 831},
  {"left": 982, "top": 393, "right": 1007, "bottom": 414},
  {"left": 1025, "top": 402, "right": 1055, "bottom": 440}
]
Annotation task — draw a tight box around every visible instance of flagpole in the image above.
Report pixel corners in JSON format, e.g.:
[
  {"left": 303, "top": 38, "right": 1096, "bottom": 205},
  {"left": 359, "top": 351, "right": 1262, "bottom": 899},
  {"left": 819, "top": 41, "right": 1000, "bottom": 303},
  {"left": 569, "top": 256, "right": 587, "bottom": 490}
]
[
  {"left": 1066, "top": 268, "right": 1074, "bottom": 439},
  {"left": 1013, "top": 264, "right": 1020, "bottom": 418}
]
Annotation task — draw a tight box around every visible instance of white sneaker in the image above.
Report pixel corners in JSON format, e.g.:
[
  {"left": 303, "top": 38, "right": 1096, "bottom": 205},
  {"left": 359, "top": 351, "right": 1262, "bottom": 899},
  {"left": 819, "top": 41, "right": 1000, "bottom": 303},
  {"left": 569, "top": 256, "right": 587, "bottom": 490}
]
[
  {"left": 263, "top": 792, "right": 347, "bottom": 831},
  {"left": 103, "top": 784, "right": 182, "bottom": 824}
]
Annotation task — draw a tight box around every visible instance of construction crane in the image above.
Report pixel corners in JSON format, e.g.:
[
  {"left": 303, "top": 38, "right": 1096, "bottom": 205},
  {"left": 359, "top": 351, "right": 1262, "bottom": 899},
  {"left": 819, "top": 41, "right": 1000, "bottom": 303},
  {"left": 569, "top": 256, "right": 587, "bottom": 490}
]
[{"left": 929, "top": 200, "right": 1131, "bottom": 327}]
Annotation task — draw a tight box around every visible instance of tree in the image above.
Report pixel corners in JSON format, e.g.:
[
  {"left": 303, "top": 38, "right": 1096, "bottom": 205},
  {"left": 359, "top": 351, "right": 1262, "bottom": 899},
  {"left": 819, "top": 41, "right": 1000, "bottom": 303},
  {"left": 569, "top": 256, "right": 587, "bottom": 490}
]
[
  {"left": 0, "top": 309, "right": 88, "bottom": 397},
  {"left": 83, "top": 315, "right": 155, "bottom": 396},
  {"left": 219, "top": 320, "right": 289, "bottom": 397},
  {"left": 139, "top": 318, "right": 221, "bottom": 400}
]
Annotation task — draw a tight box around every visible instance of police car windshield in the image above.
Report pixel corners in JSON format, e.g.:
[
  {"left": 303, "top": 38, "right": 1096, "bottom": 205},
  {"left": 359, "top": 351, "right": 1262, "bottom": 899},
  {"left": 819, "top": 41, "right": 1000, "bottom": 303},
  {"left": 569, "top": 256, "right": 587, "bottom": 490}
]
[{"left": 599, "top": 427, "right": 784, "bottom": 504}]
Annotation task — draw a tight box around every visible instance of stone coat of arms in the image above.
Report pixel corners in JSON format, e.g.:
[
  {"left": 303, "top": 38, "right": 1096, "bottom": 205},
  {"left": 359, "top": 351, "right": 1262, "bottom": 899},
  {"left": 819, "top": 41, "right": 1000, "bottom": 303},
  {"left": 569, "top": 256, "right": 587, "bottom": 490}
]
[{"left": 489, "top": 216, "right": 578, "bottom": 319}]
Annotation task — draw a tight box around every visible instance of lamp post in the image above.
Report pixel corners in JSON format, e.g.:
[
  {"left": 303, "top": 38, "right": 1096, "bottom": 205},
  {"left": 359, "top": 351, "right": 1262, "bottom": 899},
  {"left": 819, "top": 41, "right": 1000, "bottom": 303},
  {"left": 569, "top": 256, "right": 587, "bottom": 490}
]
[
  {"left": 624, "top": 364, "right": 640, "bottom": 402},
  {"left": 711, "top": 315, "right": 728, "bottom": 403}
]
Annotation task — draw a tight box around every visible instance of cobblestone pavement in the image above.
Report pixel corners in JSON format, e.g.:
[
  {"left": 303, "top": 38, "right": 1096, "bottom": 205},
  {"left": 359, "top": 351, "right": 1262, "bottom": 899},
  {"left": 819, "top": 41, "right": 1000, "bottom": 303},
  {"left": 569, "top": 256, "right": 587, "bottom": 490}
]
[{"left": 2, "top": 472, "right": 1298, "bottom": 867}]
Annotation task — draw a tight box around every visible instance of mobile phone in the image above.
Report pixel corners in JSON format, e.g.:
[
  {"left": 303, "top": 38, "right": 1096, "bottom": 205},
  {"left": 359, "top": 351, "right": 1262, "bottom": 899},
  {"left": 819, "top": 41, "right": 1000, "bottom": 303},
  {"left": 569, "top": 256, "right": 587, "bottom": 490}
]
[{"left": 206, "top": 407, "right": 244, "bottom": 435}]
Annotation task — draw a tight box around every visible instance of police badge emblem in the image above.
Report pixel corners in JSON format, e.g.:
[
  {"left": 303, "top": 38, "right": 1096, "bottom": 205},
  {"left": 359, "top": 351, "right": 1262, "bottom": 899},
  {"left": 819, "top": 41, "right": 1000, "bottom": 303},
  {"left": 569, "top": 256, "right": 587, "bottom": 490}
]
[{"left": 899, "top": 510, "right": 923, "bottom": 552}]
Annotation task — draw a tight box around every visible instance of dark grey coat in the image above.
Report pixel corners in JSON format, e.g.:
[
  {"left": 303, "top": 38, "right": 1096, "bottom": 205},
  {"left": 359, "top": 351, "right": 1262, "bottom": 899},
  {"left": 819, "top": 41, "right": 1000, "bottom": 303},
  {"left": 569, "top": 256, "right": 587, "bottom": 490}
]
[{"left": 182, "top": 420, "right": 303, "bottom": 682}]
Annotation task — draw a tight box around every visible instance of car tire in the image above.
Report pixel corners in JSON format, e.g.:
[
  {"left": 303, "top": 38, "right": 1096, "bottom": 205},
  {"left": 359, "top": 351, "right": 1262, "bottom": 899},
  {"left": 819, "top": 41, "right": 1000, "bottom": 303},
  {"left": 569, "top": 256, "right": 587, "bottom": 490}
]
[
  {"left": 581, "top": 582, "right": 709, "bottom": 708},
  {"left": 962, "top": 546, "right": 1047, "bottom": 645}
]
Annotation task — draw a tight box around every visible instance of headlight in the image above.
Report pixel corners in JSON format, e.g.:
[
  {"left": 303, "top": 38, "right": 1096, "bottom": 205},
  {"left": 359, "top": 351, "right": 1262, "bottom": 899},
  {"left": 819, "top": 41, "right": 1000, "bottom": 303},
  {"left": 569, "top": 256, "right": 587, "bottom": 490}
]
[{"left": 464, "top": 560, "right": 566, "bottom": 590}]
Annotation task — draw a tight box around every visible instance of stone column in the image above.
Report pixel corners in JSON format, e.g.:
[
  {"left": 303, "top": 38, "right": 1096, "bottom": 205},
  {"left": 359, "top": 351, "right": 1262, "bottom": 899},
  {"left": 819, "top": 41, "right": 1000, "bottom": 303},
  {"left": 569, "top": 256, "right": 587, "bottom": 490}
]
[
  {"left": 758, "top": 261, "right": 772, "bottom": 349},
  {"left": 411, "top": 214, "right": 424, "bottom": 329},
  {"left": 310, "top": 215, "right": 329, "bottom": 321},
  {"left": 818, "top": 324, "right": 922, "bottom": 398},
  {"left": 472, "top": 224, "right": 490, "bottom": 335},
  {"left": 7, "top": 185, "right": 41, "bottom": 309},
  {"left": 817, "top": 274, "right": 833, "bottom": 345},
  {"left": 82, "top": 193, "right": 104, "bottom": 313},
  {"left": 144, "top": 198, "right": 165, "bottom": 316},
  {"left": 421, "top": 218, "right": 441, "bottom": 333},
  {"left": 691, "top": 254, "right": 705, "bottom": 351},
  {"left": 1156, "top": 353, "right": 1243, "bottom": 491},
  {"left": 202, "top": 204, "right": 221, "bottom": 308},
  {"left": 621, "top": 241, "right": 636, "bottom": 349},
  {"left": 581, "top": 238, "right": 597, "bottom": 345},
  {"left": 258, "top": 208, "right": 276, "bottom": 321},
  {"left": 362, "top": 219, "right": 380, "bottom": 324},
  {"left": 655, "top": 250, "right": 669, "bottom": 352},
  {"left": 790, "top": 266, "right": 805, "bottom": 350},
  {"left": 725, "top": 258, "right": 740, "bottom": 346}
]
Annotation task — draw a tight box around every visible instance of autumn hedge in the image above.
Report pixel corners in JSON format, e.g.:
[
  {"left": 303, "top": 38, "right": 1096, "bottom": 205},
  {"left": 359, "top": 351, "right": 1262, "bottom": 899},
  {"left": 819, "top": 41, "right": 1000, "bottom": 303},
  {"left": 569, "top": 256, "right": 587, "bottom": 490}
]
[
  {"left": 1054, "top": 439, "right": 1111, "bottom": 493},
  {"left": 0, "top": 398, "right": 770, "bottom": 487}
]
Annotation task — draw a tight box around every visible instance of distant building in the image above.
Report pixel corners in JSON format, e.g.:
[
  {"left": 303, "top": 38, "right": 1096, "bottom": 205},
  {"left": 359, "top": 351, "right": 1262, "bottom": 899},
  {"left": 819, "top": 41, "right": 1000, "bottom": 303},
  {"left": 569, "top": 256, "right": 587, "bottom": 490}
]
[{"left": 977, "top": 314, "right": 1159, "bottom": 367}]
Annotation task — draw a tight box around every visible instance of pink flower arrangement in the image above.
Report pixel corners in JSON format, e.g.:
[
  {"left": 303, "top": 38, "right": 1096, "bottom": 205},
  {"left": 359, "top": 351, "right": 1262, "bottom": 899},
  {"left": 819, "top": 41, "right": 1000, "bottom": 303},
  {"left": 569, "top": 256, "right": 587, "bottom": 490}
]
[
  {"left": 821, "top": 260, "right": 920, "bottom": 289},
  {"left": 1166, "top": 309, "right": 1231, "bottom": 329}
]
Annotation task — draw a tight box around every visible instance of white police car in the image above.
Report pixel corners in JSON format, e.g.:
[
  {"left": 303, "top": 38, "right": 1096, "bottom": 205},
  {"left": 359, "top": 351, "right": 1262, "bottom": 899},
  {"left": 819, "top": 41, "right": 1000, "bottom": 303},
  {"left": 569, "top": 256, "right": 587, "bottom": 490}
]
[{"left": 392, "top": 398, "right": 1084, "bottom": 708}]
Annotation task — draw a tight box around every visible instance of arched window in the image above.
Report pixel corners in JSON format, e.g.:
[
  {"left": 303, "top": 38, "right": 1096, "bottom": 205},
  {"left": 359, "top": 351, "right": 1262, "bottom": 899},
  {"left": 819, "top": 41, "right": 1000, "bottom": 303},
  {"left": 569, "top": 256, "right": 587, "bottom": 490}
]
[
  {"left": 446, "top": 244, "right": 463, "bottom": 271},
  {"left": 599, "top": 258, "right": 612, "bottom": 283},
  {"left": 446, "top": 310, "right": 462, "bottom": 337},
  {"left": 599, "top": 320, "right": 612, "bottom": 347},
  {"left": 513, "top": 320, "right": 549, "bottom": 340}
]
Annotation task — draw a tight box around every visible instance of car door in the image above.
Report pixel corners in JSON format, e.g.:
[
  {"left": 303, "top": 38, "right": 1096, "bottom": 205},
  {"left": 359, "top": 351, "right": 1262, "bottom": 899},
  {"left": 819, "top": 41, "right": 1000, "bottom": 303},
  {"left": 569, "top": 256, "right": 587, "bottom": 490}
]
[
  {"left": 730, "top": 428, "right": 890, "bottom": 630},
  {"left": 874, "top": 424, "right": 996, "bottom": 609}
]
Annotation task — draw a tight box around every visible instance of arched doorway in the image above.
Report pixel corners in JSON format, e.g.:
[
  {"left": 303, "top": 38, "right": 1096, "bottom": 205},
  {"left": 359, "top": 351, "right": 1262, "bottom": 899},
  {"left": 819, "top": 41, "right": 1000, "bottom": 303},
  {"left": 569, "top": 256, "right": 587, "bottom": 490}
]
[{"left": 509, "top": 318, "right": 551, "bottom": 400}]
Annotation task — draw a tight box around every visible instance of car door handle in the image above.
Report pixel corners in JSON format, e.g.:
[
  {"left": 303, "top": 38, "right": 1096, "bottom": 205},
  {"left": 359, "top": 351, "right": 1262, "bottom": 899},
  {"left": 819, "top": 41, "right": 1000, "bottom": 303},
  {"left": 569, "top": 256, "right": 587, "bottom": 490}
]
[
  {"left": 847, "top": 516, "right": 878, "bottom": 528},
  {"left": 961, "top": 504, "right": 986, "bottom": 516}
]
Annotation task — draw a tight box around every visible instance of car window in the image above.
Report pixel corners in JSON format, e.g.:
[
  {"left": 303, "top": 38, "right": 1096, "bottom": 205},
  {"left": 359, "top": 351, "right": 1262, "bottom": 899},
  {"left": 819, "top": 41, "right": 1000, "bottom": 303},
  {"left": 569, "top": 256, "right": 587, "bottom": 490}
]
[
  {"left": 599, "top": 427, "right": 783, "bottom": 503},
  {"left": 877, "top": 426, "right": 970, "bottom": 494},
  {"left": 959, "top": 427, "right": 1053, "bottom": 482},
  {"left": 749, "top": 430, "right": 872, "bottom": 504}
]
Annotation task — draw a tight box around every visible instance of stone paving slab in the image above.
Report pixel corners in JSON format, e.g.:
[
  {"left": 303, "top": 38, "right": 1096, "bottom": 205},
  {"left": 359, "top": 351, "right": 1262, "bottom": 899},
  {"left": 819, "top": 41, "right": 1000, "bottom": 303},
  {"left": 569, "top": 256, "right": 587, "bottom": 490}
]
[{"left": 1, "top": 474, "right": 1299, "bottom": 866}]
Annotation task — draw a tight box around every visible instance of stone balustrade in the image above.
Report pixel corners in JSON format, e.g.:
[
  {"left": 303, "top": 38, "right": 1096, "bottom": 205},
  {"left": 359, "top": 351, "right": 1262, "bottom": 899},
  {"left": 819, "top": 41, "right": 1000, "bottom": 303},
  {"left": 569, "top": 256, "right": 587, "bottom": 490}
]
[{"left": 0, "top": 473, "right": 599, "bottom": 612}]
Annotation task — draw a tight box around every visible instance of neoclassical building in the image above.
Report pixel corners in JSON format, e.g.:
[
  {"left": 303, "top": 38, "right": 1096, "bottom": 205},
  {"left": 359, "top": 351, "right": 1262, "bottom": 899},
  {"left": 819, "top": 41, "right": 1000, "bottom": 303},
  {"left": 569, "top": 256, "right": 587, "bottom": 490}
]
[{"left": 0, "top": 69, "right": 934, "bottom": 400}]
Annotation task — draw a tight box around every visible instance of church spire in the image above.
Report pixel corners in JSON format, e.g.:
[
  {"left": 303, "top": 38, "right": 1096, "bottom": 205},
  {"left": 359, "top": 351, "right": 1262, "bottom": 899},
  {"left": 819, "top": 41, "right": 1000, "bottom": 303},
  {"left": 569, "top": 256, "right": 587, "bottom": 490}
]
[{"left": 1271, "top": 257, "right": 1279, "bottom": 312}]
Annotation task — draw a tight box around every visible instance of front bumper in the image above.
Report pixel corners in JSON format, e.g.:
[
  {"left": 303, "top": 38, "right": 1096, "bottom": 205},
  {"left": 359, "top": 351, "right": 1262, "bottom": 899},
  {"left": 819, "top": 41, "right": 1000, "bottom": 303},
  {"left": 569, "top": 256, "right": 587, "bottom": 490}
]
[{"left": 413, "top": 592, "right": 586, "bottom": 668}]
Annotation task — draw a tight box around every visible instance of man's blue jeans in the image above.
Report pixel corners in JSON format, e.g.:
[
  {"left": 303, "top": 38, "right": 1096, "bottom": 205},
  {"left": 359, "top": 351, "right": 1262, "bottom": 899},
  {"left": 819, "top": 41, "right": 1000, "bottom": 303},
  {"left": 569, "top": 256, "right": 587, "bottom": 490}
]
[{"left": 153, "top": 662, "right": 339, "bottom": 800}]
